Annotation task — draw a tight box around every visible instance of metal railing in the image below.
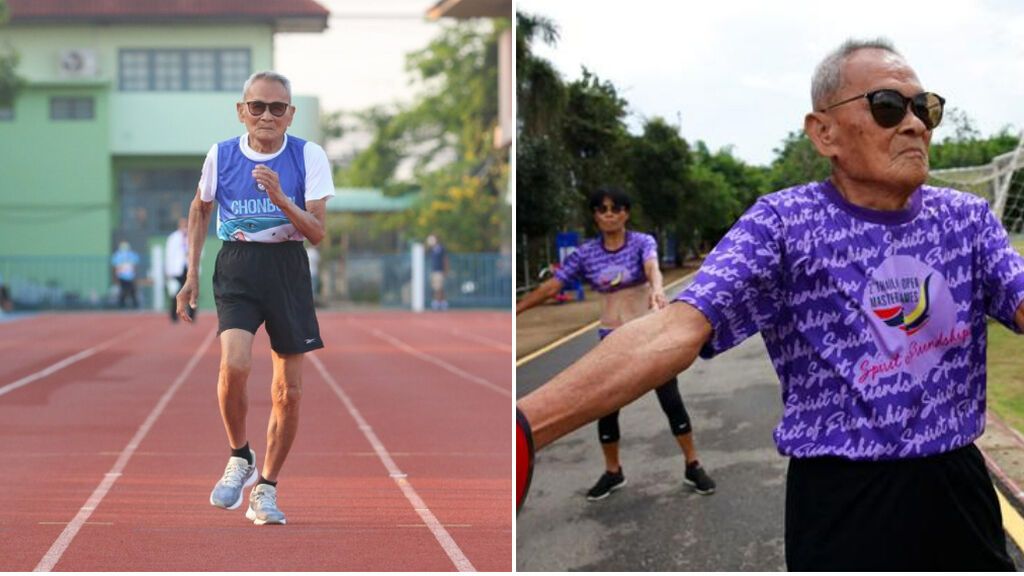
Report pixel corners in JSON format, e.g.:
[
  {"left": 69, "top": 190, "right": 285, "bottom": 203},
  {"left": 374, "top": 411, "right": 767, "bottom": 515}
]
[
  {"left": 325, "top": 251, "right": 513, "bottom": 309},
  {"left": 0, "top": 255, "right": 149, "bottom": 310}
]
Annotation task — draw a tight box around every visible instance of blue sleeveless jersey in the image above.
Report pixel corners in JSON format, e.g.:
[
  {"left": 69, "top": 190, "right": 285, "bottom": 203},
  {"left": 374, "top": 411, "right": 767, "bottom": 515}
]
[{"left": 214, "top": 136, "right": 309, "bottom": 242}]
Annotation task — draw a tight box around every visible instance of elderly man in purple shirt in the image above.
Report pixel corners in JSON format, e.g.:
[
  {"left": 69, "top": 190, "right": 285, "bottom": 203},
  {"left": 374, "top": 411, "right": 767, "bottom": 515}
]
[{"left": 517, "top": 38, "right": 1024, "bottom": 570}]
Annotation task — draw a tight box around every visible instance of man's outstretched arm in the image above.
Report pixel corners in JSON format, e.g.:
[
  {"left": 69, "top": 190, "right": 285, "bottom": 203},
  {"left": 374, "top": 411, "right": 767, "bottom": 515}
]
[{"left": 518, "top": 301, "right": 712, "bottom": 450}]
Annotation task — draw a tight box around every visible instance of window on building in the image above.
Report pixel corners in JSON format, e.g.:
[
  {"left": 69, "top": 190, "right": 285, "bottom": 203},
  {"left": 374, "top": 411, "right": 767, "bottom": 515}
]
[
  {"left": 121, "top": 51, "right": 149, "bottom": 91},
  {"left": 153, "top": 51, "right": 184, "bottom": 91},
  {"left": 219, "top": 50, "right": 251, "bottom": 93},
  {"left": 50, "top": 97, "right": 95, "bottom": 120},
  {"left": 119, "top": 48, "right": 251, "bottom": 92},
  {"left": 186, "top": 51, "right": 217, "bottom": 91},
  {"left": 0, "top": 106, "right": 12, "bottom": 121}
]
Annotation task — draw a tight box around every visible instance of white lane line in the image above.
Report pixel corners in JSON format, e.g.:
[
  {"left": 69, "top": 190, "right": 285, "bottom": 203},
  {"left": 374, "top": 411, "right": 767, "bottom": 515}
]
[
  {"left": 437, "top": 325, "right": 511, "bottom": 353},
  {"left": 0, "top": 326, "right": 145, "bottom": 398},
  {"left": 361, "top": 326, "right": 511, "bottom": 399},
  {"left": 311, "top": 354, "right": 476, "bottom": 572},
  {"left": 33, "top": 327, "right": 217, "bottom": 573}
]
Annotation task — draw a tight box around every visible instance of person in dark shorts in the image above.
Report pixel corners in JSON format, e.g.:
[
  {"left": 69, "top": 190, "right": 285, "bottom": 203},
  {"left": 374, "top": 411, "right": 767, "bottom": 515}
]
[
  {"left": 516, "top": 187, "right": 715, "bottom": 500},
  {"left": 516, "top": 38, "right": 1024, "bottom": 569},
  {"left": 177, "top": 70, "right": 335, "bottom": 526}
]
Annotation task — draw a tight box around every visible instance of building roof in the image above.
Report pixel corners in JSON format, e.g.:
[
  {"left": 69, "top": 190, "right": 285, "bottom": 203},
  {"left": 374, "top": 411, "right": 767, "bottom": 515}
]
[
  {"left": 326, "top": 189, "right": 419, "bottom": 214},
  {"left": 7, "top": 0, "right": 329, "bottom": 32},
  {"left": 426, "top": 0, "right": 512, "bottom": 20}
]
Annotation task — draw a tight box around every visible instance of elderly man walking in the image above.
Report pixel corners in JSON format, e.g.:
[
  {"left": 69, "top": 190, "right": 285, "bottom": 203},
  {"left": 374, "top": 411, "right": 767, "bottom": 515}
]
[
  {"left": 177, "top": 70, "right": 335, "bottom": 525},
  {"left": 517, "top": 38, "right": 1024, "bottom": 570}
]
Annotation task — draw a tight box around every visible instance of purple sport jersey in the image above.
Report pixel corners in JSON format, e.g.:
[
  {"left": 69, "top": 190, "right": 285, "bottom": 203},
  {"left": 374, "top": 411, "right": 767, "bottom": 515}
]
[
  {"left": 555, "top": 230, "right": 658, "bottom": 293},
  {"left": 675, "top": 180, "right": 1024, "bottom": 461}
]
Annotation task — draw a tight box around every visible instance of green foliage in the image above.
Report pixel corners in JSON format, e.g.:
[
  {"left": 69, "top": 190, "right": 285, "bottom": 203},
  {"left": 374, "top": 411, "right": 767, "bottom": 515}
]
[
  {"left": 686, "top": 163, "right": 741, "bottom": 250},
  {"left": 517, "top": 134, "right": 572, "bottom": 239},
  {"left": 516, "top": 13, "right": 566, "bottom": 137},
  {"left": 337, "top": 108, "right": 404, "bottom": 189},
  {"left": 0, "top": 0, "right": 25, "bottom": 109},
  {"left": 767, "top": 131, "right": 831, "bottom": 191},
  {"left": 630, "top": 117, "right": 691, "bottom": 236},
  {"left": 929, "top": 108, "right": 1019, "bottom": 169},
  {"left": 693, "top": 141, "right": 770, "bottom": 209},
  {"left": 561, "top": 67, "right": 631, "bottom": 225},
  {"left": 336, "top": 20, "right": 509, "bottom": 252}
]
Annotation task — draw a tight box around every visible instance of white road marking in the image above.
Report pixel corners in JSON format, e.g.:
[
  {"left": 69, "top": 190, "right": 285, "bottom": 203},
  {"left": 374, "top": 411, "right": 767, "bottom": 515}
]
[
  {"left": 311, "top": 354, "right": 476, "bottom": 572},
  {"left": 33, "top": 328, "right": 217, "bottom": 572}
]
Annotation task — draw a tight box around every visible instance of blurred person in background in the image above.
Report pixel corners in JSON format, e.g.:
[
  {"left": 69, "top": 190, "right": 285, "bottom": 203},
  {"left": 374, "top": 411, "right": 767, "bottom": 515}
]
[
  {"left": 165, "top": 217, "right": 195, "bottom": 323},
  {"left": 111, "top": 240, "right": 140, "bottom": 309},
  {"left": 427, "top": 233, "right": 449, "bottom": 310},
  {"left": 0, "top": 272, "right": 11, "bottom": 314},
  {"left": 306, "top": 243, "right": 320, "bottom": 303}
]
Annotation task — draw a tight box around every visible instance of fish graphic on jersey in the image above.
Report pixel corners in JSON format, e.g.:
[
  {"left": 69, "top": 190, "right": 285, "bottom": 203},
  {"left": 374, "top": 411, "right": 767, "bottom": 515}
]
[
  {"left": 221, "top": 217, "right": 293, "bottom": 242},
  {"left": 597, "top": 265, "right": 631, "bottom": 289}
]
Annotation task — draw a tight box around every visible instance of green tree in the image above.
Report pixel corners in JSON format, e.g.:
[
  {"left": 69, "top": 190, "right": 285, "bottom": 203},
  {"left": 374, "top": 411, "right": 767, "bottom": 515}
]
[
  {"left": 767, "top": 130, "right": 831, "bottom": 191},
  {"left": 693, "top": 141, "right": 769, "bottom": 211},
  {"left": 338, "top": 20, "right": 510, "bottom": 252},
  {"left": 929, "top": 108, "right": 1019, "bottom": 169},
  {"left": 686, "top": 163, "right": 741, "bottom": 254},
  {"left": 629, "top": 117, "right": 692, "bottom": 258},
  {"left": 561, "top": 67, "right": 630, "bottom": 227},
  {"left": 0, "top": 0, "right": 25, "bottom": 109},
  {"left": 515, "top": 11, "right": 573, "bottom": 281},
  {"left": 516, "top": 12, "right": 566, "bottom": 137}
]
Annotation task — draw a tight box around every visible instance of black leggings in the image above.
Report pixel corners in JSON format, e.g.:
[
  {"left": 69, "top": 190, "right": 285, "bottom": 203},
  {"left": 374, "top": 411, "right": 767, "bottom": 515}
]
[
  {"left": 595, "top": 325, "right": 692, "bottom": 443},
  {"left": 597, "top": 376, "right": 692, "bottom": 443}
]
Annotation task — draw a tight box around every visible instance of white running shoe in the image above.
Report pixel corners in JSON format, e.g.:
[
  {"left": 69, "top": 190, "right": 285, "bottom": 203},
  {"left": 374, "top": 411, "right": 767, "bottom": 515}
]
[
  {"left": 246, "top": 483, "right": 287, "bottom": 525},
  {"left": 209, "top": 449, "right": 257, "bottom": 510}
]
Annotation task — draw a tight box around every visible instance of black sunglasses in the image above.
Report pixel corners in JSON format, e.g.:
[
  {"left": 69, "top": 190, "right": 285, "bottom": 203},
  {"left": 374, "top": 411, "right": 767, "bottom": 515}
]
[
  {"left": 594, "top": 204, "right": 626, "bottom": 215},
  {"left": 821, "top": 89, "right": 945, "bottom": 130},
  {"left": 244, "top": 100, "right": 291, "bottom": 118}
]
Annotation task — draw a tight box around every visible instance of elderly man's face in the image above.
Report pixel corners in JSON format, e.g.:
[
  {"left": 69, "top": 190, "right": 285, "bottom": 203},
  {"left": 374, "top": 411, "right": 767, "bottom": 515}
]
[
  {"left": 236, "top": 79, "right": 294, "bottom": 145},
  {"left": 820, "top": 49, "right": 932, "bottom": 192}
]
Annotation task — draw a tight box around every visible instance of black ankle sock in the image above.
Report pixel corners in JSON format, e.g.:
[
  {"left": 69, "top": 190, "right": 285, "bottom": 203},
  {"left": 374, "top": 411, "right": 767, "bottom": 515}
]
[
  {"left": 231, "top": 442, "right": 253, "bottom": 465},
  {"left": 257, "top": 475, "right": 277, "bottom": 488}
]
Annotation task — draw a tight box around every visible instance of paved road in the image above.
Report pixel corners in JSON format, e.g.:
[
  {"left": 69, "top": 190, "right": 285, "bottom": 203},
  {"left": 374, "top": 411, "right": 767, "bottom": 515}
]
[{"left": 517, "top": 331, "right": 788, "bottom": 571}]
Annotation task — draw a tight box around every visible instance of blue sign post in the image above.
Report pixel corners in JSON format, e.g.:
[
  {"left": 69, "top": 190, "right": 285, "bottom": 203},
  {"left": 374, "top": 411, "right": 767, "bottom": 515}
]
[{"left": 555, "top": 232, "right": 584, "bottom": 302}]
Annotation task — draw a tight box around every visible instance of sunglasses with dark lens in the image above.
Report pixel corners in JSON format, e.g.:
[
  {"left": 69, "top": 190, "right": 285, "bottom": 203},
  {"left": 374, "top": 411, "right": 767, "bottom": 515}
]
[
  {"left": 594, "top": 204, "right": 625, "bottom": 215},
  {"left": 821, "top": 89, "right": 945, "bottom": 130},
  {"left": 245, "top": 100, "right": 291, "bottom": 117}
]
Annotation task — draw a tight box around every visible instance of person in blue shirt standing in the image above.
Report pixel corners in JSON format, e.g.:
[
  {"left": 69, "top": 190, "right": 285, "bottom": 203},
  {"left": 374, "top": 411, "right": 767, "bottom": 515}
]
[
  {"left": 111, "top": 240, "right": 140, "bottom": 309},
  {"left": 176, "top": 71, "right": 335, "bottom": 526}
]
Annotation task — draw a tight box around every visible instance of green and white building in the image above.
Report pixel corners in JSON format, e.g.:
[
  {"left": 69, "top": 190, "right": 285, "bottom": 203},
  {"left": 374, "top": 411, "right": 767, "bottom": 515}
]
[{"left": 0, "top": 0, "right": 328, "bottom": 309}]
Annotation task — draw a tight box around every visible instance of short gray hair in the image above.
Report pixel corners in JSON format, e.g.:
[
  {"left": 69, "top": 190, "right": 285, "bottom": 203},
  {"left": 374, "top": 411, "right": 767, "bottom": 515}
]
[
  {"left": 242, "top": 71, "right": 292, "bottom": 101},
  {"left": 811, "top": 38, "right": 901, "bottom": 111}
]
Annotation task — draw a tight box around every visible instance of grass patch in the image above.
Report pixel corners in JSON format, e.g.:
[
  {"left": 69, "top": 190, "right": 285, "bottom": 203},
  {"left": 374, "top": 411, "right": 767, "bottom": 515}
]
[{"left": 986, "top": 236, "right": 1024, "bottom": 429}]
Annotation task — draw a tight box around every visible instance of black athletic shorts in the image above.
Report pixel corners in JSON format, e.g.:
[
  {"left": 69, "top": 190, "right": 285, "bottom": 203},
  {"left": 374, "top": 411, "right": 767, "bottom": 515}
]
[
  {"left": 213, "top": 241, "right": 324, "bottom": 354},
  {"left": 785, "top": 442, "right": 1014, "bottom": 571}
]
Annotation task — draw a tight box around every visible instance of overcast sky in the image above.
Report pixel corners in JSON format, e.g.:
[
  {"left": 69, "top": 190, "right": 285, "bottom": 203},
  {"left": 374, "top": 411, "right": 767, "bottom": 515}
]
[{"left": 517, "top": 0, "right": 1024, "bottom": 167}]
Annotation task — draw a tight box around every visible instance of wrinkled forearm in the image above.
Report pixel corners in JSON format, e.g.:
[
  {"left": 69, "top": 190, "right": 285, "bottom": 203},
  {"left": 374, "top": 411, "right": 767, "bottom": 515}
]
[
  {"left": 518, "top": 301, "right": 711, "bottom": 449},
  {"left": 278, "top": 200, "right": 325, "bottom": 245},
  {"left": 186, "top": 198, "right": 212, "bottom": 281}
]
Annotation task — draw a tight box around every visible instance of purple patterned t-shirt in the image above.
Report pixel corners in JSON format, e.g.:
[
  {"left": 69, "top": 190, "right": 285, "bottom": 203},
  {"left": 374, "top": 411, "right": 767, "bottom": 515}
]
[
  {"left": 675, "top": 180, "right": 1024, "bottom": 461},
  {"left": 555, "top": 230, "right": 658, "bottom": 293}
]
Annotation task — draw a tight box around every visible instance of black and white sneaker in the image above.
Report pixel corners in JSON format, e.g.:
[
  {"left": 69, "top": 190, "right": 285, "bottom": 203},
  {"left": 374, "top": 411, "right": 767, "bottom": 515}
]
[
  {"left": 684, "top": 461, "right": 716, "bottom": 495},
  {"left": 586, "top": 468, "right": 627, "bottom": 501}
]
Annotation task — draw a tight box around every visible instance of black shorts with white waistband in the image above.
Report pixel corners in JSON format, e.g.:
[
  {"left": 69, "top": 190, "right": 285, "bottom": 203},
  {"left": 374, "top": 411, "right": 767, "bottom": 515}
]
[{"left": 213, "top": 241, "right": 323, "bottom": 354}]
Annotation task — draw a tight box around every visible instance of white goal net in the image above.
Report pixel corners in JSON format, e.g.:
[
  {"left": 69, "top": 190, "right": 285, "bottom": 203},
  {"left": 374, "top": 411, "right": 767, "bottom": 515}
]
[{"left": 929, "top": 131, "right": 1024, "bottom": 234}]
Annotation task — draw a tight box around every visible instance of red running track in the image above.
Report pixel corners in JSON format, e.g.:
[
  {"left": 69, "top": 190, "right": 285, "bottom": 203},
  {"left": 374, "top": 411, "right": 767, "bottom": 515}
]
[{"left": 0, "top": 310, "right": 512, "bottom": 571}]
